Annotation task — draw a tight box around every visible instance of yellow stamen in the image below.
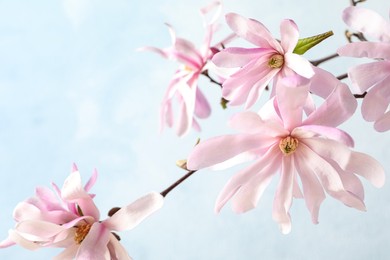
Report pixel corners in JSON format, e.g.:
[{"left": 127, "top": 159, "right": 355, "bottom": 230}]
[
  {"left": 74, "top": 223, "right": 92, "bottom": 244},
  {"left": 268, "top": 54, "right": 284, "bottom": 68},
  {"left": 279, "top": 136, "right": 299, "bottom": 155}
]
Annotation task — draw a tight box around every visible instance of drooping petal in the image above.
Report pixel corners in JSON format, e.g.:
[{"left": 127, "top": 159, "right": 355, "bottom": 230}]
[
  {"left": 303, "top": 83, "right": 357, "bottom": 127},
  {"left": 53, "top": 244, "right": 78, "bottom": 260},
  {"left": 361, "top": 75, "right": 390, "bottom": 122},
  {"left": 103, "top": 192, "right": 164, "bottom": 232},
  {"left": 338, "top": 42, "right": 390, "bottom": 60},
  {"left": 280, "top": 19, "right": 299, "bottom": 53},
  {"left": 215, "top": 145, "right": 280, "bottom": 213},
  {"left": 225, "top": 13, "right": 282, "bottom": 52},
  {"left": 194, "top": 88, "right": 211, "bottom": 119},
  {"left": 298, "top": 144, "right": 366, "bottom": 211},
  {"left": 284, "top": 53, "right": 315, "bottom": 78},
  {"left": 295, "top": 154, "right": 325, "bottom": 224},
  {"left": 342, "top": 6, "right": 390, "bottom": 42},
  {"left": 231, "top": 153, "right": 280, "bottom": 213},
  {"left": 76, "top": 222, "right": 110, "bottom": 260},
  {"left": 347, "top": 61, "right": 390, "bottom": 93},
  {"left": 4, "top": 230, "right": 40, "bottom": 250},
  {"left": 374, "top": 111, "right": 390, "bottom": 132},
  {"left": 187, "top": 134, "right": 277, "bottom": 170},
  {"left": 345, "top": 152, "right": 385, "bottom": 188},
  {"left": 107, "top": 234, "right": 133, "bottom": 260},
  {"left": 0, "top": 236, "right": 16, "bottom": 249},
  {"left": 309, "top": 66, "right": 342, "bottom": 99},
  {"left": 272, "top": 155, "right": 294, "bottom": 234}
]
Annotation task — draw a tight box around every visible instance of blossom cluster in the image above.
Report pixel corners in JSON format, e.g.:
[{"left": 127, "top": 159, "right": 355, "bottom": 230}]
[{"left": 0, "top": 1, "right": 388, "bottom": 259}]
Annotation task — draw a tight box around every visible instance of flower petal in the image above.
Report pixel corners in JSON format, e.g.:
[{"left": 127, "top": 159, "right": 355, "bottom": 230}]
[
  {"left": 76, "top": 222, "right": 110, "bottom": 260},
  {"left": 295, "top": 156, "right": 325, "bottom": 224},
  {"left": 194, "top": 88, "right": 211, "bottom": 119},
  {"left": 107, "top": 234, "right": 133, "bottom": 260},
  {"left": 342, "top": 6, "right": 390, "bottom": 42},
  {"left": 103, "top": 192, "right": 164, "bottom": 232},
  {"left": 280, "top": 19, "right": 299, "bottom": 53},
  {"left": 187, "top": 134, "right": 278, "bottom": 170},
  {"left": 295, "top": 125, "right": 354, "bottom": 147},
  {"left": 374, "top": 111, "right": 390, "bottom": 132},
  {"left": 303, "top": 83, "right": 357, "bottom": 127},
  {"left": 212, "top": 47, "right": 270, "bottom": 68},
  {"left": 284, "top": 53, "right": 314, "bottom": 78},
  {"left": 338, "top": 42, "right": 390, "bottom": 60},
  {"left": 348, "top": 61, "right": 390, "bottom": 93},
  {"left": 272, "top": 155, "right": 294, "bottom": 234},
  {"left": 225, "top": 13, "right": 282, "bottom": 51},
  {"left": 361, "top": 75, "right": 390, "bottom": 122},
  {"left": 276, "top": 75, "right": 310, "bottom": 130},
  {"left": 215, "top": 145, "right": 280, "bottom": 213}
]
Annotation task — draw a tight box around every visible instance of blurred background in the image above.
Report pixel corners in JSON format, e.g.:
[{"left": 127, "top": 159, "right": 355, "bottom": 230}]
[{"left": 0, "top": 0, "right": 389, "bottom": 259}]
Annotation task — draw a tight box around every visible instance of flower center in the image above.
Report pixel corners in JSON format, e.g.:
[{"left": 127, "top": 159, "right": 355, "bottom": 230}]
[
  {"left": 279, "top": 136, "right": 299, "bottom": 155},
  {"left": 268, "top": 54, "right": 284, "bottom": 68},
  {"left": 74, "top": 223, "right": 92, "bottom": 244}
]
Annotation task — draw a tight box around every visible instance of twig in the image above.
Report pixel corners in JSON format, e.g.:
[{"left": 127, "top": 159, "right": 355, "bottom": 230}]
[
  {"left": 160, "top": 170, "right": 197, "bottom": 197},
  {"left": 311, "top": 53, "right": 339, "bottom": 66},
  {"left": 337, "top": 73, "right": 348, "bottom": 80}
]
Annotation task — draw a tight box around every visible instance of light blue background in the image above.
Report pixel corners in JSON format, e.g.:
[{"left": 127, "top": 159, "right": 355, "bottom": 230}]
[{"left": 0, "top": 0, "right": 389, "bottom": 259}]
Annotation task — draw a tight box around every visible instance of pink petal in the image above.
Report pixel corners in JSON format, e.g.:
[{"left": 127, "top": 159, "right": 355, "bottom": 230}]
[
  {"left": 84, "top": 169, "right": 98, "bottom": 192},
  {"left": 244, "top": 69, "right": 279, "bottom": 108},
  {"left": 107, "top": 234, "right": 133, "bottom": 260},
  {"left": 194, "top": 88, "right": 211, "bottom": 119},
  {"left": 103, "top": 192, "right": 164, "bottom": 232},
  {"left": 225, "top": 13, "right": 282, "bottom": 52},
  {"left": 338, "top": 42, "right": 390, "bottom": 60},
  {"left": 295, "top": 155, "right": 325, "bottom": 224},
  {"left": 187, "top": 134, "right": 278, "bottom": 170},
  {"left": 284, "top": 53, "right": 314, "bottom": 78},
  {"left": 346, "top": 152, "right": 385, "bottom": 188},
  {"left": 0, "top": 236, "right": 16, "bottom": 248},
  {"left": 295, "top": 125, "right": 354, "bottom": 147},
  {"left": 276, "top": 75, "right": 310, "bottom": 130},
  {"left": 342, "top": 6, "right": 390, "bottom": 42},
  {"left": 76, "top": 222, "right": 110, "bottom": 260},
  {"left": 53, "top": 244, "right": 78, "bottom": 260},
  {"left": 212, "top": 47, "right": 270, "bottom": 68},
  {"left": 348, "top": 61, "right": 390, "bottom": 93},
  {"left": 231, "top": 154, "right": 280, "bottom": 213},
  {"left": 361, "top": 75, "right": 390, "bottom": 122},
  {"left": 298, "top": 144, "right": 366, "bottom": 211},
  {"left": 303, "top": 83, "right": 357, "bottom": 127},
  {"left": 272, "top": 155, "right": 294, "bottom": 234},
  {"left": 308, "top": 67, "right": 341, "bottom": 99},
  {"left": 16, "top": 220, "right": 65, "bottom": 240},
  {"left": 374, "top": 111, "right": 390, "bottom": 132},
  {"left": 280, "top": 19, "right": 299, "bottom": 53},
  {"left": 214, "top": 145, "right": 280, "bottom": 213},
  {"left": 5, "top": 230, "right": 40, "bottom": 250}
]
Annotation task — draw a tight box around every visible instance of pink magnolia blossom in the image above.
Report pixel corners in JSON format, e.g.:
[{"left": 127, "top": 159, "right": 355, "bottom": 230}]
[
  {"left": 337, "top": 6, "right": 390, "bottom": 132},
  {"left": 0, "top": 165, "right": 164, "bottom": 259},
  {"left": 187, "top": 76, "right": 385, "bottom": 234},
  {"left": 212, "top": 13, "right": 315, "bottom": 108},
  {"left": 140, "top": 1, "right": 229, "bottom": 136}
]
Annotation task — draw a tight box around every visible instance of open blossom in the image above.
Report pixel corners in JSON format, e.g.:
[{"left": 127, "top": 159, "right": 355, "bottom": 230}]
[
  {"left": 0, "top": 165, "right": 164, "bottom": 259},
  {"left": 187, "top": 76, "right": 385, "bottom": 234},
  {"left": 212, "top": 13, "right": 315, "bottom": 108},
  {"left": 337, "top": 6, "right": 390, "bottom": 132},
  {"left": 141, "top": 1, "right": 228, "bottom": 136}
]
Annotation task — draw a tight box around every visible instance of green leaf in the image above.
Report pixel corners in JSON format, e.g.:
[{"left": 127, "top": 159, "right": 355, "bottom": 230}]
[{"left": 293, "top": 31, "right": 334, "bottom": 55}]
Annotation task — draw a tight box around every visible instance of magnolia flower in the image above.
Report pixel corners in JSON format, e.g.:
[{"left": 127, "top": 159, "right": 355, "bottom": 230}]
[
  {"left": 212, "top": 13, "right": 315, "bottom": 108},
  {"left": 0, "top": 165, "right": 164, "bottom": 259},
  {"left": 337, "top": 6, "right": 390, "bottom": 132},
  {"left": 140, "top": 1, "right": 229, "bottom": 136},
  {"left": 187, "top": 76, "right": 385, "bottom": 234}
]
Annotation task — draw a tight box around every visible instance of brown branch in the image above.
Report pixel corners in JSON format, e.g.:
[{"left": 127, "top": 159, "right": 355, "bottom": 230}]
[
  {"left": 354, "top": 92, "right": 367, "bottom": 98},
  {"left": 311, "top": 53, "right": 339, "bottom": 66},
  {"left": 350, "top": 0, "right": 366, "bottom": 6},
  {"left": 337, "top": 73, "right": 348, "bottom": 80},
  {"left": 202, "top": 70, "right": 222, "bottom": 88},
  {"left": 160, "top": 170, "right": 197, "bottom": 197}
]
